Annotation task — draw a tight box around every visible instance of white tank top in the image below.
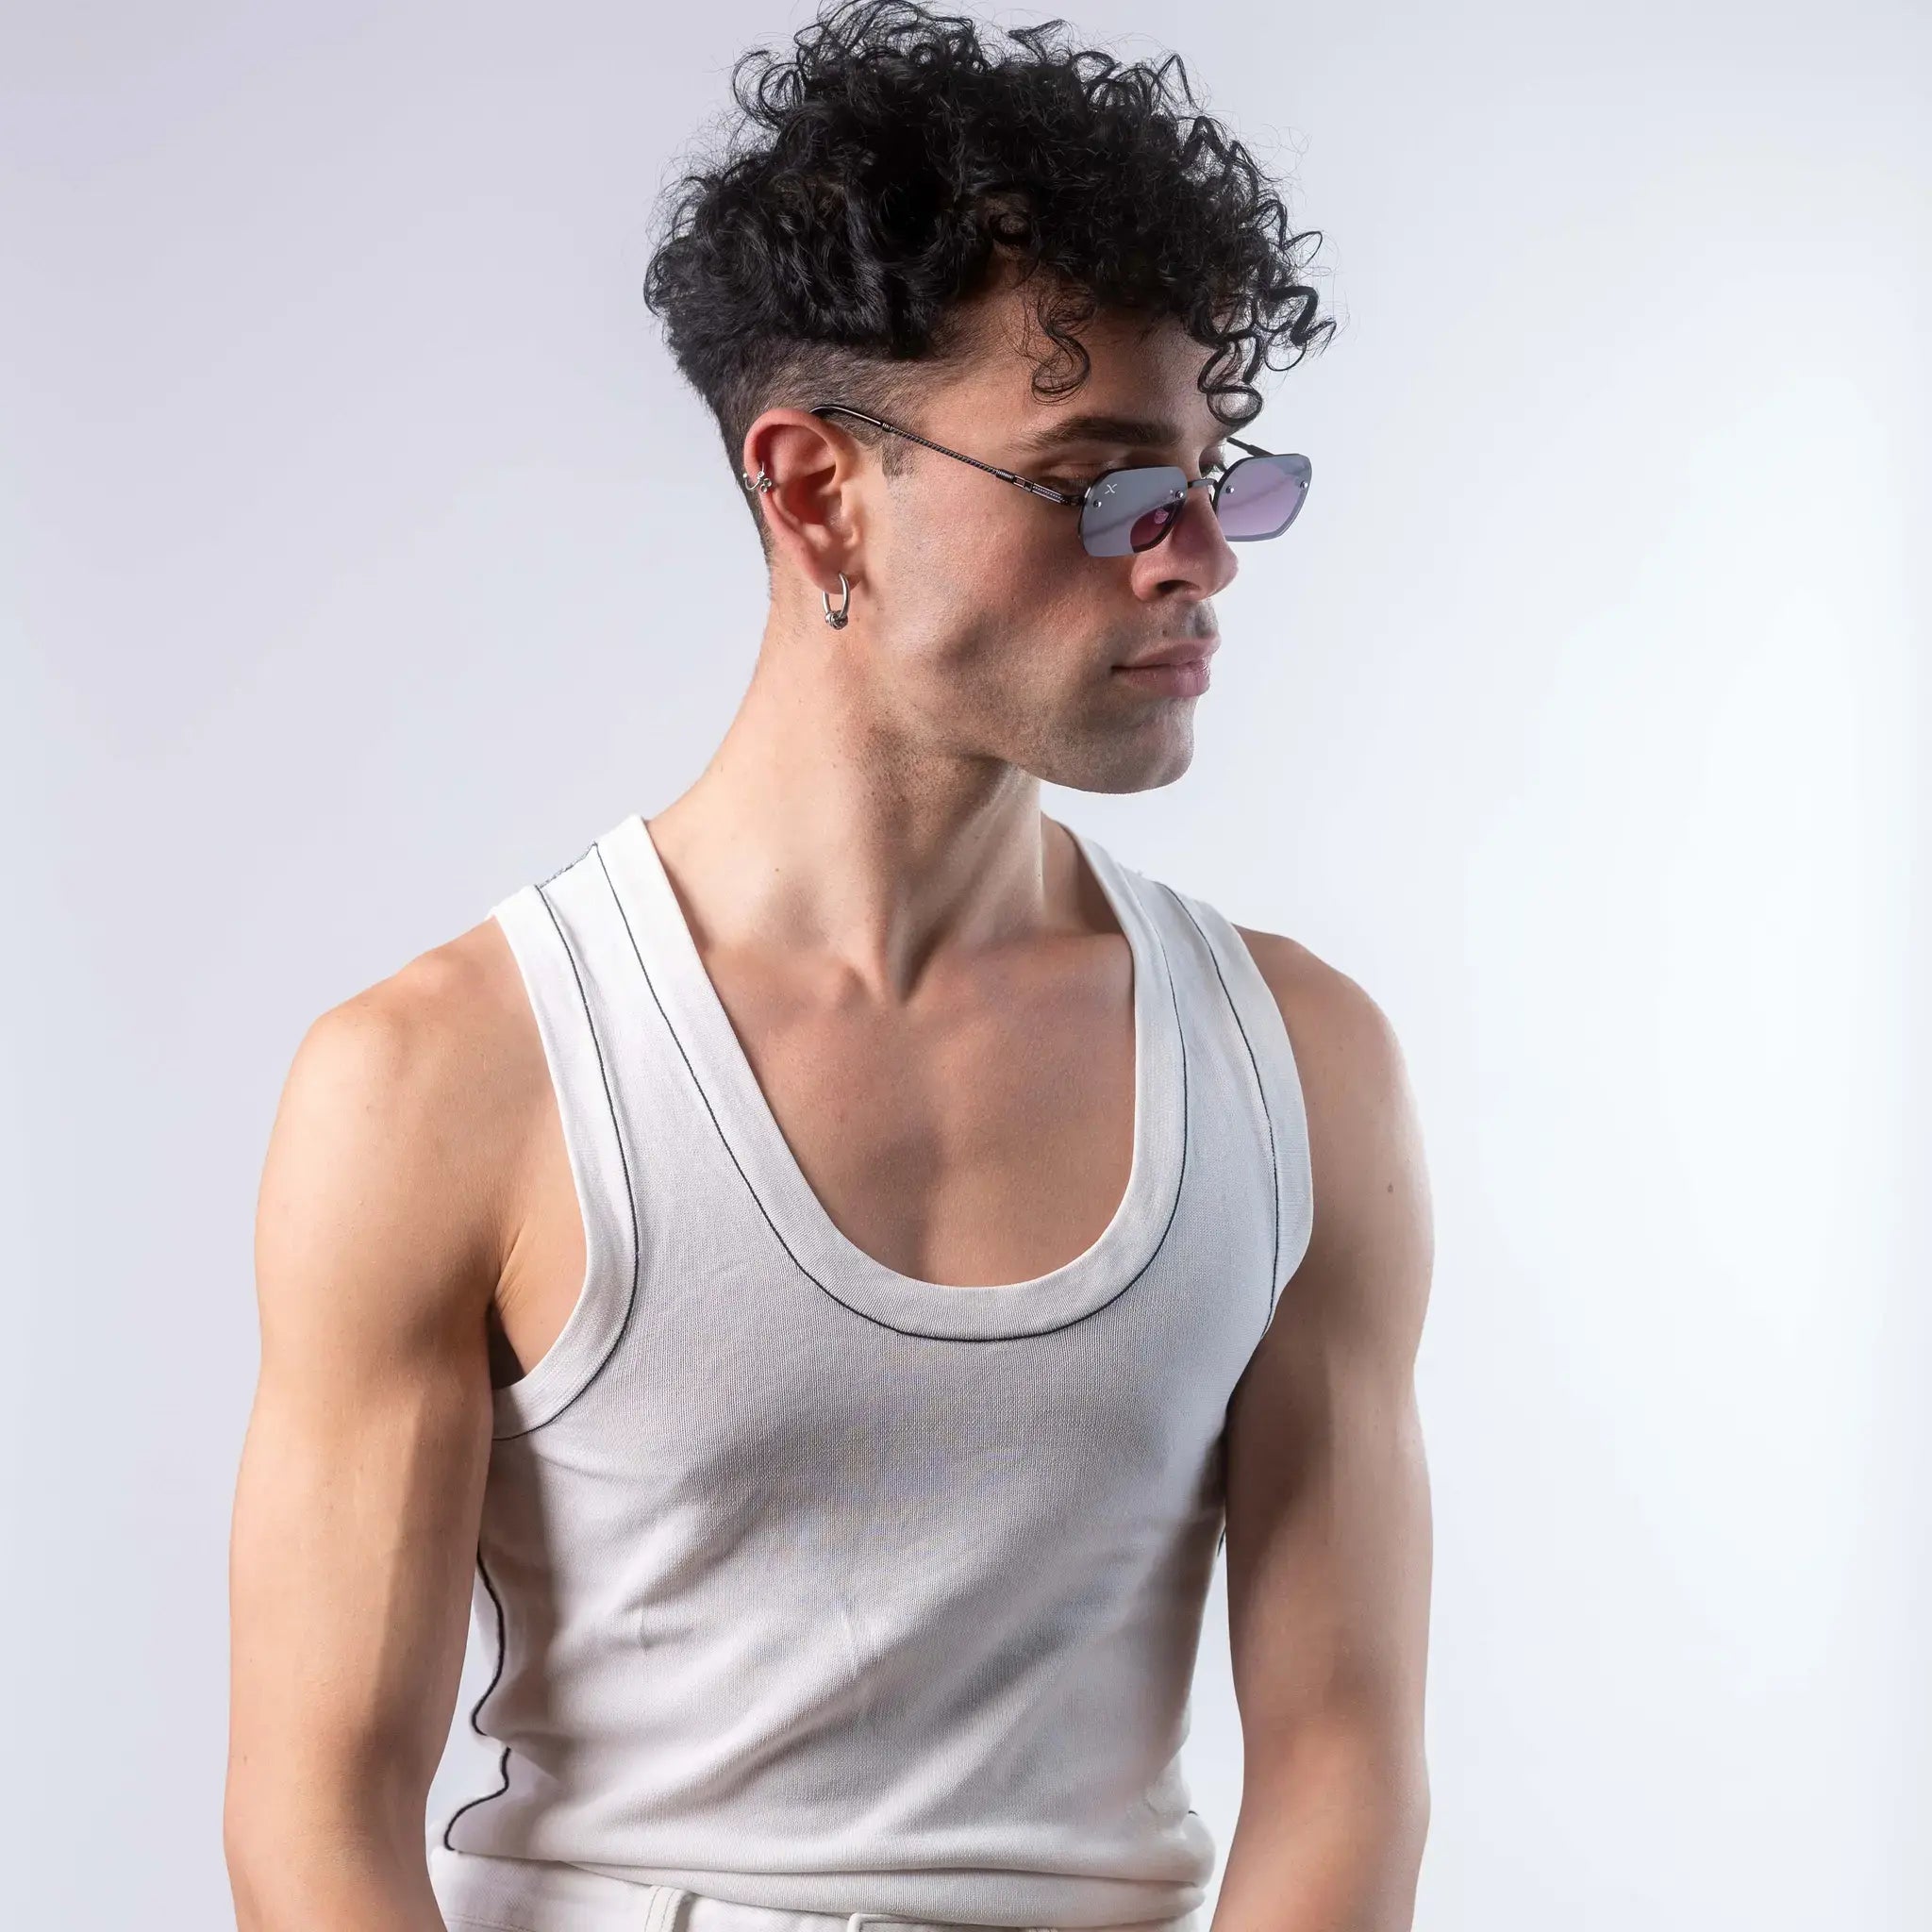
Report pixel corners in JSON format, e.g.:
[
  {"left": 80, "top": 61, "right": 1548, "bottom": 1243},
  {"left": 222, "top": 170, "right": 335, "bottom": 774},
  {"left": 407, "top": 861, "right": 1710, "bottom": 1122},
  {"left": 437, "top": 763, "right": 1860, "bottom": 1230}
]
[{"left": 432, "top": 810, "right": 1313, "bottom": 1926}]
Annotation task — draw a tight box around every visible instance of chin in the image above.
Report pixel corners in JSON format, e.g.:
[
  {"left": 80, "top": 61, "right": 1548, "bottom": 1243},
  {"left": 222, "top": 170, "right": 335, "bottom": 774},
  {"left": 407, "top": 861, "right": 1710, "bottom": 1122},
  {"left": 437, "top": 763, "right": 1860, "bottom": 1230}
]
[{"left": 1023, "top": 713, "right": 1197, "bottom": 793}]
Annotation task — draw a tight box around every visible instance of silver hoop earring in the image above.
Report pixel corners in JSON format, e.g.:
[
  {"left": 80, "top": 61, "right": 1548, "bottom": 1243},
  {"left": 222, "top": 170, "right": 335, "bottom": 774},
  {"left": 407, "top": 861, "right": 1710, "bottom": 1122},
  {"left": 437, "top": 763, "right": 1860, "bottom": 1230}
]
[
  {"left": 822, "top": 573, "right": 852, "bottom": 630},
  {"left": 741, "top": 468, "right": 776, "bottom": 494}
]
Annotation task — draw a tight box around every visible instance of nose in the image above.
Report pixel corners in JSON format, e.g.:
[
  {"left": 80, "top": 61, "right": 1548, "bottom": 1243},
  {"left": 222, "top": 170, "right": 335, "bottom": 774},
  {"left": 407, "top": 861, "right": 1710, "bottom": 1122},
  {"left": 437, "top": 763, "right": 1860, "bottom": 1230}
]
[{"left": 1131, "top": 478, "right": 1238, "bottom": 598}]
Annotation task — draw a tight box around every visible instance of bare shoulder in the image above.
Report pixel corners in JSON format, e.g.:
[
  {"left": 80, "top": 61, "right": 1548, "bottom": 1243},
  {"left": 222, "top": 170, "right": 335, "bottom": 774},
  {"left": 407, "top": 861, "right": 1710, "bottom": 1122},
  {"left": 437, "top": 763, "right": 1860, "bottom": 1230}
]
[
  {"left": 1229, "top": 922, "right": 1393, "bottom": 1070},
  {"left": 304, "top": 913, "right": 530, "bottom": 1082},
  {"left": 1231, "top": 924, "right": 1413, "bottom": 1147},
  {"left": 256, "top": 914, "right": 547, "bottom": 1355},
  {"left": 1229, "top": 922, "right": 1433, "bottom": 1344}
]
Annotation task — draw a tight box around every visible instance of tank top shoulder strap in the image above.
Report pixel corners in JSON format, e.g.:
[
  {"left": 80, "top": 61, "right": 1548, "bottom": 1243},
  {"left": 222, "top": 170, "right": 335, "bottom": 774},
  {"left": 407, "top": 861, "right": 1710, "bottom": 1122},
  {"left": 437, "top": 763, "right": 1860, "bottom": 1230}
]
[
  {"left": 1128, "top": 867, "right": 1315, "bottom": 1329},
  {"left": 485, "top": 841, "right": 641, "bottom": 1439}
]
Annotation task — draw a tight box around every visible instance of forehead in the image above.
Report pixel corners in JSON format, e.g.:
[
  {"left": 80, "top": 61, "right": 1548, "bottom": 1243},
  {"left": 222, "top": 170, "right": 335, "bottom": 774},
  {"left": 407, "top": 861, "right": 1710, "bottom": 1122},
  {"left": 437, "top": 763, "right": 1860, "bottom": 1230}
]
[{"left": 931, "top": 275, "right": 1230, "bottom": 452}]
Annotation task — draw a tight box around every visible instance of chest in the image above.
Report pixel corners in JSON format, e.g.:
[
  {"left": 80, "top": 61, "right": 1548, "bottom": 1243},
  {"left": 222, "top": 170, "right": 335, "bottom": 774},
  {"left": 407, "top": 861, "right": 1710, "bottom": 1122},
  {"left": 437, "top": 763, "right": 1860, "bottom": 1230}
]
[{"left": 491, "top": 939, "right": 1140, "bottom": 1388}]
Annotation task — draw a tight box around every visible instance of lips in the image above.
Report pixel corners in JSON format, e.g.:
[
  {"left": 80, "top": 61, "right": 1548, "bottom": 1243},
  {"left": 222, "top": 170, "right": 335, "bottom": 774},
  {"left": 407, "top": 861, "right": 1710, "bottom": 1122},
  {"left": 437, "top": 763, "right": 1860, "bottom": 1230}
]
[{"left": 1114, "top": 639, "right": 1220, "bottom": 671}]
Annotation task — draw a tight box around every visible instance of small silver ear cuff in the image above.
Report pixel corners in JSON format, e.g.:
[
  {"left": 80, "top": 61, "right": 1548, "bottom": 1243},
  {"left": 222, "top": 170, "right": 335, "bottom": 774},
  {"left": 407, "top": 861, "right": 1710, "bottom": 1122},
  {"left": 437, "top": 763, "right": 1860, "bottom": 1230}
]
[{"left": 741, "top": 468, "right": 777, "bottom": 493}]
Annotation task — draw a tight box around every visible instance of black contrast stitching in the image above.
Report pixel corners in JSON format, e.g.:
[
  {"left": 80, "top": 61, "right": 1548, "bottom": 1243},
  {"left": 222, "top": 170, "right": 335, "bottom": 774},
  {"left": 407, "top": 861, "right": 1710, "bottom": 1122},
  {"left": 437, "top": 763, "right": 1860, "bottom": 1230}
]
[
  {"left": 441, "top": 858, "right": 647, "bottom": 1840},
  {"left": 1157, "top": 883, "right": 1281, "bottom": 1333},
  {"left": 489, "top": 873, "right": 644, "bottom": 1442},
  {"left": 600, "top": 836, "right": 1190, "bottom": 1341},
  {"left": 438, "top": 1547, "right": 510, "bottom": 1847}
]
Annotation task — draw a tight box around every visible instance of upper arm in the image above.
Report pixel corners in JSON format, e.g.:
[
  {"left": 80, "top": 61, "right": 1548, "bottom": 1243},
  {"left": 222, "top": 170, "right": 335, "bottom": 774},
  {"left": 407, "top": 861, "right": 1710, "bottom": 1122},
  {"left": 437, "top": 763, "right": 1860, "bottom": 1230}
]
[
  {"left": 225, "top": 941, "right": 521, "bottom": 1878},
  {"left": 1222, "top": 929, "right": 1435, "bottom": 1808}
]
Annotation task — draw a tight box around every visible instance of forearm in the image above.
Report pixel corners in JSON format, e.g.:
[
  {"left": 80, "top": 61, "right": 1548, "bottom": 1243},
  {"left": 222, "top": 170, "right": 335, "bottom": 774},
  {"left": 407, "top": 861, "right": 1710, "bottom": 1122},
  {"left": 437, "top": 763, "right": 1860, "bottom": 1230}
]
[{"left": 1208, "top": 1750, "right": 1429, "bottom": 1932}]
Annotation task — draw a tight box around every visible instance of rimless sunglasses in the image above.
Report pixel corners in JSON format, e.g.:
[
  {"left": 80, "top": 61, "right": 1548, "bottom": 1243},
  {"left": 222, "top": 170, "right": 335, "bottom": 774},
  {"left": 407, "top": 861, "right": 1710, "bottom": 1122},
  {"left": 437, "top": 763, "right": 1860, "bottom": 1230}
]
[{"left": 741, "top": 402, "right": 1312, "bottom": 559}]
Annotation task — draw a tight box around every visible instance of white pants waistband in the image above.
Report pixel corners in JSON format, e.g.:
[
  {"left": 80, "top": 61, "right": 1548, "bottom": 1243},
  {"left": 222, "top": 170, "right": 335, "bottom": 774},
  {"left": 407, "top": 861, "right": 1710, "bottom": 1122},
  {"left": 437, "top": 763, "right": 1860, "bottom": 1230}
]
[{"left": 426, "top": 1843, "right": 1203, "bottom": 1932}]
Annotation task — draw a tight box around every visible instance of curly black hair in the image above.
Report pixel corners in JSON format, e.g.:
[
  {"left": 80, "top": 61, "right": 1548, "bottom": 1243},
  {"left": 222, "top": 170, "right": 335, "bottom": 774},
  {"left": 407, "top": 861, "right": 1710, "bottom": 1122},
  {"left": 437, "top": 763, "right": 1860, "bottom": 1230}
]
[{"left": 642, "top": 0, "right": 1335, "bottom": 545}]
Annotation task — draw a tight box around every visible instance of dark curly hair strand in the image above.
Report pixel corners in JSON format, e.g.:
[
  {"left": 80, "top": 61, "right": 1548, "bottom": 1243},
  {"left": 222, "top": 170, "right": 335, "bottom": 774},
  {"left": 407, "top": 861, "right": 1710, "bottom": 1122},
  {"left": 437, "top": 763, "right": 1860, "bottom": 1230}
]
[{"left": 641, "top": 0, "right": 1336, "bottom": 547}]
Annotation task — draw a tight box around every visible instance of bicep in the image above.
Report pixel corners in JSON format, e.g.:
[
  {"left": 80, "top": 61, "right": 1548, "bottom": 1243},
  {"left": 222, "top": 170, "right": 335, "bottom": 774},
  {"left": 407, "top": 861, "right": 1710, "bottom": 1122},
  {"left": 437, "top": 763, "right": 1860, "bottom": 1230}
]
[
  {"left": 226, "top": 987, "right": 503, "bottom": 1858},
  {"left": 1222, "top": 955, "right": 1435, "bottom": 1796}
]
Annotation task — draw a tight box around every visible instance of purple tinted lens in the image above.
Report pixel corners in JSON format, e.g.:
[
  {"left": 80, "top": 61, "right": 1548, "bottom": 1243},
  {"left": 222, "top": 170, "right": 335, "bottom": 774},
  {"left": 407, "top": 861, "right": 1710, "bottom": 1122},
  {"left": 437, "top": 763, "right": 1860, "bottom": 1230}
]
[
  {"left": 1214, "top": 453, "right": 1311, "bottom": 540},
  {"left": 1079, "top": 465, "right": 1190, "bottom": 557}
]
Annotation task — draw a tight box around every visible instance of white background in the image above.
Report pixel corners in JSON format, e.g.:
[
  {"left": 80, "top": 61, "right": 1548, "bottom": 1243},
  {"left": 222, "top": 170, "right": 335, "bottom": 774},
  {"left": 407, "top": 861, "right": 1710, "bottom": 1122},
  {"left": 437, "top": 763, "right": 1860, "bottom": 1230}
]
[{"left": 2, "top": 3, "right": 1924, "bottom": 1926}]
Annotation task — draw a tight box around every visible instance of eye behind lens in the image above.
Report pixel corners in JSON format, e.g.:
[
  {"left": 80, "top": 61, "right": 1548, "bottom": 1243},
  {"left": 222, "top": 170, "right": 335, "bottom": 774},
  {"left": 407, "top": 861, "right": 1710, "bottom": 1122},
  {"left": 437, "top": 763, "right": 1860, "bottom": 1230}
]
[{"left": 1075, "top": 464, "right": 1191, "bottom": 558}]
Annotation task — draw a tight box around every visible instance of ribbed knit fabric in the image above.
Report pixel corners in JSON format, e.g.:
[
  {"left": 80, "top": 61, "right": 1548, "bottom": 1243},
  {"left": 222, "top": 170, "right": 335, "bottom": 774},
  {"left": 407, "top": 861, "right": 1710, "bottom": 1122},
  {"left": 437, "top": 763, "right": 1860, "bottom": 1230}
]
[{"left": 430, "top": 811, "right": 1313, "bottom": 1928}]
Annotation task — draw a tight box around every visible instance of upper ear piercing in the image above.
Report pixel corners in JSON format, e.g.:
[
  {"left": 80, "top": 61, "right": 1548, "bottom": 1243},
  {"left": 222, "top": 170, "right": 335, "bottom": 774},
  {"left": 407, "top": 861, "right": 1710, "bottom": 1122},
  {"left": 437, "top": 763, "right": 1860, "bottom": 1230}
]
[{"left": 741, "top": 468, "right": 776, "bottom": 494}]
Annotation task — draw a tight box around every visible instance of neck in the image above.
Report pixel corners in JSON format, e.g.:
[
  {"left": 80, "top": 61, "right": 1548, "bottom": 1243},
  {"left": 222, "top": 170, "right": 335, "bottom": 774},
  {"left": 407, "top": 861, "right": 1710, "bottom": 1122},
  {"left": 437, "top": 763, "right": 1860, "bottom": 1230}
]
[{"left": 639, "top": 608, "right": 1087, "bottom": 1003}]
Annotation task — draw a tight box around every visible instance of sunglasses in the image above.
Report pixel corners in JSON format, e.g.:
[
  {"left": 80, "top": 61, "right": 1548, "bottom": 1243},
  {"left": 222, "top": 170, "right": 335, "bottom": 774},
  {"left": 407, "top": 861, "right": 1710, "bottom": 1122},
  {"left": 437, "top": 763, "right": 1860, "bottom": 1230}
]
[{"left": 801, "top": 402, "right": 1312, "bottom": 559}]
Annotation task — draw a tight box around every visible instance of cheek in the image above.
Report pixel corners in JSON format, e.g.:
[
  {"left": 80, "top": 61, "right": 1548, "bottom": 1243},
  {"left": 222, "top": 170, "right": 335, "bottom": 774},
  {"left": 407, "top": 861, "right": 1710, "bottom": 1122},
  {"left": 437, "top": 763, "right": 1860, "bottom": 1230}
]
[
  {"left": 881, "top": 488, "right": 1102, "bottom": 670},
  {"left": 952, "top": 516, "right": 1085, "bottom": 615},
  {"left": 905, "top": 475, "right": 1060, "bottom": 572}
]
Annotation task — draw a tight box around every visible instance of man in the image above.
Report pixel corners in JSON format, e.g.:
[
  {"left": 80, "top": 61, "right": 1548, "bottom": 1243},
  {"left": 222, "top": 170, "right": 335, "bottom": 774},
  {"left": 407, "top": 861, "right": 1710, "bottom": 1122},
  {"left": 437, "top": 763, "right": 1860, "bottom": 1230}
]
[{"left": 225, "top": 5, "right": 1434, "bottom": 1930}]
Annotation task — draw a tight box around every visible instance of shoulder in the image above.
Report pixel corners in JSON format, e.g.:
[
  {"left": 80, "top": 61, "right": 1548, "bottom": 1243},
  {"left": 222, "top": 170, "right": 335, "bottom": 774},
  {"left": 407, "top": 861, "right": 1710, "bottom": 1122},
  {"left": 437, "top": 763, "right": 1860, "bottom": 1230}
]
[
  {"left": 1230, "top": 923, "right": 1407, "bottom": 1102},
  {"left": 294, "top": 915, "right": 541, "bottom": 1152},
  {"left": 1131, "top": 861, "right": 1423, "bottom": 1238},
  {"left": 258, "top": 917, "right": 550, "bottom": 1331},
  {"left": 1136, "top": 859, "right": 1403, "bottom": 1099},
  {"left": 1229, "top": 921, "right": 1433, "bottom": 1341}
]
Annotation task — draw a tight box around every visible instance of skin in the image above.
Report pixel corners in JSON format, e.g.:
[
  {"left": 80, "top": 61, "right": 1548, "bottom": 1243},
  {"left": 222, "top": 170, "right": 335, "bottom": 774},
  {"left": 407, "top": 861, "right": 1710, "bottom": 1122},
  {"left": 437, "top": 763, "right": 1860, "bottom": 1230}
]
[{"left": 225, "top": 258, "right": 1433, "bottom": 1931}]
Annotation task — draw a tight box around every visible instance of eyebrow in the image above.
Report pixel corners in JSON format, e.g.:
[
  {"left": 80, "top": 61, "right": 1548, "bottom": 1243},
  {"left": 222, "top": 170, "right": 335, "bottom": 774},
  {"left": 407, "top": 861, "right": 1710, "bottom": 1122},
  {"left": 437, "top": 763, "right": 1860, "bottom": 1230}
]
[{"left": 1013, "top": 412, "right": 1222, "bottom": 458}]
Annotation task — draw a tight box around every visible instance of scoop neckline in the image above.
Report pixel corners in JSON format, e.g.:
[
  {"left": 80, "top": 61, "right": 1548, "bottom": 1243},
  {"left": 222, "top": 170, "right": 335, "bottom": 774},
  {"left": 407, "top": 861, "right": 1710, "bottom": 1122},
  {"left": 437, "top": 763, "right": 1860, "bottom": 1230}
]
[{"left": 594, "top": 809, "right": 1186, "bottom": 1340}]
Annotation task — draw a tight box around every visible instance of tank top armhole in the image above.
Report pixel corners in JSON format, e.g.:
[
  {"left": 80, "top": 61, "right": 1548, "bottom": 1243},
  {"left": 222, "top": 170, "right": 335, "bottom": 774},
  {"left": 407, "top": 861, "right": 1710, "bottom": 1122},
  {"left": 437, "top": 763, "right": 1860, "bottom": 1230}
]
[
  {"left": 1160, "top": 883, "right": 1316, "bottom": 1339},
  {"left": 485, "top": 881, "right": 639, "bottom": 1440}
]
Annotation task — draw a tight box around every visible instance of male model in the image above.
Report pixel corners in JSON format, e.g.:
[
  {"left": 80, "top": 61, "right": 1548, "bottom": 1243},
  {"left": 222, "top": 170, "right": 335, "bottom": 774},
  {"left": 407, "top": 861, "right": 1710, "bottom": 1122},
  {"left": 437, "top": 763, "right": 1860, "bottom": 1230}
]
[{"left": 225, "top": 6, "right": 1434, "bottom": 1930}]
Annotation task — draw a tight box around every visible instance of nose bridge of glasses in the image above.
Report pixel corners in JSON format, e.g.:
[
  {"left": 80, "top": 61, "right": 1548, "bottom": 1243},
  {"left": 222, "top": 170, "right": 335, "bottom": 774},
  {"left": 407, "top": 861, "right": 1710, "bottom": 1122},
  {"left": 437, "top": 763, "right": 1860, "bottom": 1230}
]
[{"left": 1150, "top": 473, "right": 1236, "bottom": 555}]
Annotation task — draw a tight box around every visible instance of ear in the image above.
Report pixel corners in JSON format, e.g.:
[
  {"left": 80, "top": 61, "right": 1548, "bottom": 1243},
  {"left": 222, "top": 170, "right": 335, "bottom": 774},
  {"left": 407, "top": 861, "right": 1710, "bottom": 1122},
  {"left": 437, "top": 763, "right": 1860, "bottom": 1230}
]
[{"left": 740, "top": 408, "right": 865, "bottom": 604}]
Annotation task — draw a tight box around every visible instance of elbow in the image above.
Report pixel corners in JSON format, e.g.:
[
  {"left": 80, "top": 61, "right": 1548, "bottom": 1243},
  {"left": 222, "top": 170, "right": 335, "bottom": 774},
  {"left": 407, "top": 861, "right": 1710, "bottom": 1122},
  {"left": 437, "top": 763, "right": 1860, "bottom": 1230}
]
[{"left": 224, "top": 1795, "right": 440, "bottom": 1932}]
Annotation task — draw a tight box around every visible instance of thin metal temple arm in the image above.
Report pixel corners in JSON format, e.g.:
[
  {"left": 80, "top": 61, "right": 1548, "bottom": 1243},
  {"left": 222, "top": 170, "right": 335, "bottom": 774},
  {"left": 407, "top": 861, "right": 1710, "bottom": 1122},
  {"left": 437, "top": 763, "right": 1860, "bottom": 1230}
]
[
  {"left": 807, "top": 403, "right": 1288, "bottom": 510},
  {"left": 808, "top": 403, "right": 1087, "bottom": 506}
]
